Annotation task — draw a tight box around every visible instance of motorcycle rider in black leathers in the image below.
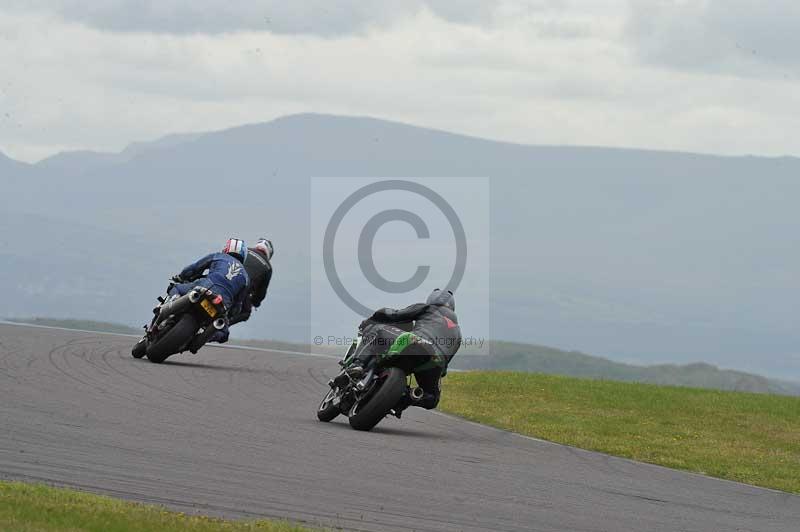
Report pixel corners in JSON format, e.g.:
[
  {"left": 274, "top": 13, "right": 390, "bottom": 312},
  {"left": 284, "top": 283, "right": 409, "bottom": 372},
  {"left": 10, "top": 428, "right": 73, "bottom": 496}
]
[
  {"left": 229, "top": 238, "right": 273, "bottom": 326},
  {"left": 343, "top": 289, "right": 461, "bottom": 411}
]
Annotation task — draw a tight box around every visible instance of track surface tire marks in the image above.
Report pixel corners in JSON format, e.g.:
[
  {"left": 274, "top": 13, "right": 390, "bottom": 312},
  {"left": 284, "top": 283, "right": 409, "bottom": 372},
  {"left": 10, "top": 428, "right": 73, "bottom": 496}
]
[{"left": 0, "top": 324, "right": 798, "bottom": 532}]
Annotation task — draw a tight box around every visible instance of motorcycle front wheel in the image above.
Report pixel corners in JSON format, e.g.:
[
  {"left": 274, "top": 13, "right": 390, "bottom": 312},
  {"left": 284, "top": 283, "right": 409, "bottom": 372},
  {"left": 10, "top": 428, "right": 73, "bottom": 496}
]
[
  {"left": 317, "top": 387, "right": 342, "bottom": 422},
  {"left": 131, "top": 338, "right": 147, "bottom": 359}
]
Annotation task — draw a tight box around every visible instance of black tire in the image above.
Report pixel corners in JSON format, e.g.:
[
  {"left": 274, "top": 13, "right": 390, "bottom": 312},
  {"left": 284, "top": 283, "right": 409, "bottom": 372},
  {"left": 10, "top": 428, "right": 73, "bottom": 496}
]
[
  {"left": 348, "top": 367, "right": 406, "bottom": 431},
  {"left": 317, "top": 387, "right": 342, "bottom": 422},
  {"left": 131, "top": 338, "right": 147, "bottom": 359},
  {"left": 146, "top": 314, "right": 198, "bottom": 364}
]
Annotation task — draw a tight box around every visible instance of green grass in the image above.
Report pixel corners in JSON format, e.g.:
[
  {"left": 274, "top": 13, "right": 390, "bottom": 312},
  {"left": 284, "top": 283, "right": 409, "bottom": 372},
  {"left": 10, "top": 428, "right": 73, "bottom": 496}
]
[
  {"left": 439, "top": 371, "right": 800, "bottom": 493},
  {"left": 0, "top": 481, "right": 314, "bottom": 532}
]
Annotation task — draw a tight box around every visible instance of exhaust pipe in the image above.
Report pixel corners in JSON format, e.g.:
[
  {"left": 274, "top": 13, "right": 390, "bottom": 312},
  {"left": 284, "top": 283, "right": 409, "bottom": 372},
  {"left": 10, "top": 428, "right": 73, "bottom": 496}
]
[
  {"left": 410, "top": 387, "right": 425, "bottom": 402},
  {"left": 188, "top": 289, "right": 203, "bottom": 303},
  {"left": 158, "top": 294, "right": 191, "bottom": 320},
  {"left": 213, "top": 318, "right": 226, "bottom": 330}
]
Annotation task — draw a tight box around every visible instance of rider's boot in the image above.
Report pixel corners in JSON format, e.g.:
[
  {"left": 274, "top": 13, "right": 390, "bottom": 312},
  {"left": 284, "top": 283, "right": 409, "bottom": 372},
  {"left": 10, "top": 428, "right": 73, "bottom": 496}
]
[
  {"left": 332, "top": 355, "right": 371, "bottom": 387},
  {"left": 392, "top": 395, "right": 412, "bottom": 419},
  {"left": 188, "top": 336, "right": 205, "bottom": 354}
]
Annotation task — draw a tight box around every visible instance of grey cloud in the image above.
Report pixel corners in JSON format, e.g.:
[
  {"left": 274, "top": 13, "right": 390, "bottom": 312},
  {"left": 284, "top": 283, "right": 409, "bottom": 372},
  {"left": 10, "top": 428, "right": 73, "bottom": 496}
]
[
  {"left": 422, "top": 0, "right": 496, "bottom": 25},
  {"left": 628, "top": 0, "right": 800, "bottom": 78},
  {"left": 4, "top": 0, "right": 498, "bottom": 36}
]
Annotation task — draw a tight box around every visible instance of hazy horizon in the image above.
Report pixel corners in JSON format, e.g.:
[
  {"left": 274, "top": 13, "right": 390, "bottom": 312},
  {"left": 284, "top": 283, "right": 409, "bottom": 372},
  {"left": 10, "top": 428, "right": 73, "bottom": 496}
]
[
  {"left": 6, "top": 111, "right": 800, "bottom": 166},
  {"left": 3, "top": 112, "right": 800, "bottom": 382}
]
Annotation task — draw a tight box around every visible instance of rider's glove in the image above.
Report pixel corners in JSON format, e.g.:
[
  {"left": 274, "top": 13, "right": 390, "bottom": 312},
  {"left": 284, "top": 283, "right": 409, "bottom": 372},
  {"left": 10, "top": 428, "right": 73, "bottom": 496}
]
[{"left": 171, "top": 274, "right": 184, "bottom": 283}]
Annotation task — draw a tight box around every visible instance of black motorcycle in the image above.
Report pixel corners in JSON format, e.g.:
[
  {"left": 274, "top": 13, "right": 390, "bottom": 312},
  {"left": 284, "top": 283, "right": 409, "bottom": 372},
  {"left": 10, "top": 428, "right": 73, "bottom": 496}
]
[
  {"left": 132, "top": 282, "right": 229, "bottom": 363},
  {"left": 317, "top": 325, "right": 432, "bottom": 431}
]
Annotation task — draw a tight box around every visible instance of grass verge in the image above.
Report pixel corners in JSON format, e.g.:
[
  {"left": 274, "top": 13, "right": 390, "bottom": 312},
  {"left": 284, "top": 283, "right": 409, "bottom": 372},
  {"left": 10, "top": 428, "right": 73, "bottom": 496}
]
[
  {"left": 439, "top": 371, "right": 800, "bottom": 493},
  {"left": 0, "top": 481, "right": 313, "bottom": 532}
]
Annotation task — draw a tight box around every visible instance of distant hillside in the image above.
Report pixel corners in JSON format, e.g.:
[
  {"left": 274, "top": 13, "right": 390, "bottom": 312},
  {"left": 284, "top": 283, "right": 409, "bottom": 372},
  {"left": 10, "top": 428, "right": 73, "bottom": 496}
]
[
  {"left": 0, "top": 150, "right": 29, "bottom": 173},
  {"left": 453, "top": 341, "right": 800, "bottom": 396},
  {"left": 36, "top": 150, "right": 123, "bottom": 173},
  {"left": 34, "top": 132, "right": 204, "bottom": 174}
]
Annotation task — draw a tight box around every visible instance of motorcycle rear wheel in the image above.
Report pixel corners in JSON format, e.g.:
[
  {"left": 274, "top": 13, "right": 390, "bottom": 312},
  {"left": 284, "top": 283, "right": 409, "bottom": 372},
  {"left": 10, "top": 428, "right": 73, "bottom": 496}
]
[
  {"left": 348, "top": 367, "right": 406, "bottom": 431},
  {"left": 146, "top": 314, "right": 198, "bottom": 364}
]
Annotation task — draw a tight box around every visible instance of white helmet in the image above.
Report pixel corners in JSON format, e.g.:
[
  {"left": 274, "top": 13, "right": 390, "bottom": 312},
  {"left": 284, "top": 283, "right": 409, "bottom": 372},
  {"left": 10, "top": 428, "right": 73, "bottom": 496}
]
[
  {"left": 223, "top": 238, "right": 247, "bottom": 261},
  {"left": 255, "top": 238, "right": 273, "bottom": 261}
]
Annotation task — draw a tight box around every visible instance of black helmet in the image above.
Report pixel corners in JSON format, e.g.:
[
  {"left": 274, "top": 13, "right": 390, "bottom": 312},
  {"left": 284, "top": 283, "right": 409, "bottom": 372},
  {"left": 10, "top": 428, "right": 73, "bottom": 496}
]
[{"left": 426, "top": 288, "right": 455, "bottom": 311}]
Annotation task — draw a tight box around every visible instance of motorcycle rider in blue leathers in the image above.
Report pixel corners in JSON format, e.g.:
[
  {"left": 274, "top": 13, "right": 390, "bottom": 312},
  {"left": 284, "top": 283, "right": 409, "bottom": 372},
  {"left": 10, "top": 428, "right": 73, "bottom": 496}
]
[{"left": 169, "top": 238, "right": 250, "bottom": 346}]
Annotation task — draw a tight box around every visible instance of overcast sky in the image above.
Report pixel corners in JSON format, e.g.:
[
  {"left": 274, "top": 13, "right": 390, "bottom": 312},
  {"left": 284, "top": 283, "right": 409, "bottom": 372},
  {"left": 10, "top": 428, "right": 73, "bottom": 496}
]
[{"left": 1, "top": 0, "right": 798, "bottom": 162}]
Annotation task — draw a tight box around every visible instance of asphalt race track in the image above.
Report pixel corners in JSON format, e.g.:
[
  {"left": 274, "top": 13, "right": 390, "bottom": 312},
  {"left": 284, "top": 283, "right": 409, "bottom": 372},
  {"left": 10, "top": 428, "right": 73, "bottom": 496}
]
[{"left": 1, "top": 323, "right": 798, "bottom": 531}]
